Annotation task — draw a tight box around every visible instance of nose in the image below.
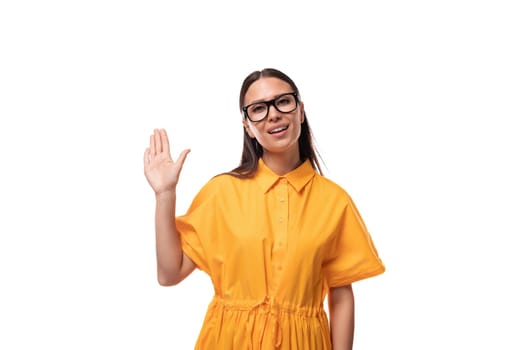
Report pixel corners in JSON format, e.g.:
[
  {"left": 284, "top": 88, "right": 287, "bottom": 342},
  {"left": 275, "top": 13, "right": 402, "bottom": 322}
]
[{"left": 267, "top": 104, "right": 281, "bottom": 122}]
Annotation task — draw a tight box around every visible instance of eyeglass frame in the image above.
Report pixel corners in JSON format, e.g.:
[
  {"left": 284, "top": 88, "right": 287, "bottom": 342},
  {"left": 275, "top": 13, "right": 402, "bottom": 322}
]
[{"left": 242, "top": 92, "right": 300, "bottom": 122}]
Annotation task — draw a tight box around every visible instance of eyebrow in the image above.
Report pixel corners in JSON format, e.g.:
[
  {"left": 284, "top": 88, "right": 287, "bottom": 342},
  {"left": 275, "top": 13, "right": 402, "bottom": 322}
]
[{"left": 245, "top": 92, "right": 294, "bottom": 106}]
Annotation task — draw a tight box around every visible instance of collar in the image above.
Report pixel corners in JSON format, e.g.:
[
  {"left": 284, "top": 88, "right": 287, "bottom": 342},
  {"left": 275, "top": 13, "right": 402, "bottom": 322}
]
[{"left": 255, "top": 158, "right": 316, "bottom": 193}]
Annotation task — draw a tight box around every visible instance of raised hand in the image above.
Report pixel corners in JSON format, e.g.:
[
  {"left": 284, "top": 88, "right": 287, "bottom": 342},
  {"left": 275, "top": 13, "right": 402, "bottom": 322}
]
[{"left": 143, "top": 128, "right": 190, "bottom": 195}]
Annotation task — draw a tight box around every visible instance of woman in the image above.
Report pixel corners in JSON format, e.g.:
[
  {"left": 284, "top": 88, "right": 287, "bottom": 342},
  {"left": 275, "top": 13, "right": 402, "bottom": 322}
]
[{"left": 143, "top": 68, "right": 385, "bottom": 349}]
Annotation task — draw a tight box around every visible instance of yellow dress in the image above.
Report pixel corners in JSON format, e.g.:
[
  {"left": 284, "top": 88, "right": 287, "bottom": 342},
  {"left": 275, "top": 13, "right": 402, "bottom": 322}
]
[{"left": 177, "top": 159, "right": 385, "bottom": 349}]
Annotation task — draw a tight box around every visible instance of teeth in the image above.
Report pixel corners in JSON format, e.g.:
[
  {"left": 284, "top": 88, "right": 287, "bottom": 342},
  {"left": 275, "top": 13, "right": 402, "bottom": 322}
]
[{"left": 270, "top": 126, "right": 286, "bottom": 133}]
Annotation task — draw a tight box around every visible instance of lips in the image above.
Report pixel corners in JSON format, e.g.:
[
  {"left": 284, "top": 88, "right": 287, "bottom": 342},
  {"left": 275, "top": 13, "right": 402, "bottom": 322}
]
[{"left": 268, "top": 125, "right": 288, "bottom": 134}]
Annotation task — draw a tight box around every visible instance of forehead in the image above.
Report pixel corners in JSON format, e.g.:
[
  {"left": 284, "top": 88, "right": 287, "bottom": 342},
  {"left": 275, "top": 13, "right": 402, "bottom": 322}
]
[{"left": 244, "top": 77, "right": 293, "bottom": 105}]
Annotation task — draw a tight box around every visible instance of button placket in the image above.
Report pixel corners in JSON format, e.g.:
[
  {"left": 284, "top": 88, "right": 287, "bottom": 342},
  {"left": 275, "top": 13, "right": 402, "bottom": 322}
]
[{"left": 272, "top": 178, "right": 289, "bottom": 286}]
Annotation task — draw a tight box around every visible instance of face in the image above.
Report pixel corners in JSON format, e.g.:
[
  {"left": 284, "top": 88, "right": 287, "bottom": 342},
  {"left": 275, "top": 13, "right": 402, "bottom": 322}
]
[{"left": 242, "top": 77, "right": 305, "bottom": 158}]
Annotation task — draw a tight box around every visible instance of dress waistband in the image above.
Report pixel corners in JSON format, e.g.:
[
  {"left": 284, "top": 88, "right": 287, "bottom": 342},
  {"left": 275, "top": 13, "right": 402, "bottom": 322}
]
[
  {"left": 208, "top": 295, "right": 326, "bottom": 349},
  {"left": 209, "top": 295, "right": 324, "bottom": 317}
]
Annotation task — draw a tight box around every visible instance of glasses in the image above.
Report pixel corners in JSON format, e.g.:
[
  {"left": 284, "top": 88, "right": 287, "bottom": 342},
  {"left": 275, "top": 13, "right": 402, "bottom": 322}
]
[{"left": 242, "top": 92, "right": 299, "bottom": 122}]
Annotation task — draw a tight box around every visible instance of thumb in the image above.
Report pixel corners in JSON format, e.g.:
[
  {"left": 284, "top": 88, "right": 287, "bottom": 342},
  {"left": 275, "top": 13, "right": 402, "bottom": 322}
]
[{"left": 174, "top": 148, "right": 191, "bottom": 169}]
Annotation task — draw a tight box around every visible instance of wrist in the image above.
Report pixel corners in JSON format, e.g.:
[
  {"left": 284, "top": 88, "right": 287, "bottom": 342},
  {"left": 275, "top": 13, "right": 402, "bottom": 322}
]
[{"left": 155, "top": 190, "right": 176, "bottom": 201}]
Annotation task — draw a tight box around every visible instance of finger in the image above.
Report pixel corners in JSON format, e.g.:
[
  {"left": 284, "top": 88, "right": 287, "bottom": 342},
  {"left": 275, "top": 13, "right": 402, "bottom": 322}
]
[
  {"left": 160, "top": 129, "right": 170, "bottom": 155},
  {"left": 143, "top": 148, "right": 150, "bottom": 166},
  {"left": 154, "top": 129, "right": 162, "bottom": 154},
  {"left": 150, "top": 134, "right": 155, "bottom": 155},
  {"left": 174, "top": 148, "right": 191, "bottom": 169}
]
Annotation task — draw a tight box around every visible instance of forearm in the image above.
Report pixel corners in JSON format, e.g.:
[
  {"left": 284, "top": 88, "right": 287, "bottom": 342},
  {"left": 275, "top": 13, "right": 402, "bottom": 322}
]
[
  {"left": 329, "top": 285, "right": 355, "bottom": 350},
  {"left": 154, "top": 191, "right": 184, "bottom": 285}
]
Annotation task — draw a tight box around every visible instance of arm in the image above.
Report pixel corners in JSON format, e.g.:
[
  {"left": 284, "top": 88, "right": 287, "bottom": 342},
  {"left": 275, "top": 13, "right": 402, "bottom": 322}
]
[
  {"left": 329, "top": 284, "right": 355, "bottom": 350},
  {"left": 144, "top": 128, "right": 196, "bottom": 286},
  {"left": 154, "top": 191, "right": 196, "bottom": 286}
]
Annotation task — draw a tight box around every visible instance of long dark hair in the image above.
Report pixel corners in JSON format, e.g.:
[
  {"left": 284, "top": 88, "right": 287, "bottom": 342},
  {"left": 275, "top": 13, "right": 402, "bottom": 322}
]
[{"left": 228, "top": 68, "right": 324, "bottom": 178}]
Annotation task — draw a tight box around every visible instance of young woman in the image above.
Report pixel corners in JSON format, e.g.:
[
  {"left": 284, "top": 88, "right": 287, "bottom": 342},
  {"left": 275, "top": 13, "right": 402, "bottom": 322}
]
[{"left": 143, "top": 68, "right": 385, "bottom": 349}]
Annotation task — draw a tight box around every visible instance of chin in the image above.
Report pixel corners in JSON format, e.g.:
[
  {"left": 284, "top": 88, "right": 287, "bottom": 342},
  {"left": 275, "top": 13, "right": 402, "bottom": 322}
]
[{"left": 262, "top": 142, "right": 298, "bottom": 155}]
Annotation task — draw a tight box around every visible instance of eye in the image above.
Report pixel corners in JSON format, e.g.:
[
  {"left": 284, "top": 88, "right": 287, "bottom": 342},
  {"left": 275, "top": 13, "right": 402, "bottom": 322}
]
[
  {"left": 276, "top": 95, "right": 293, "bottom": 106},
  {"left": 248, "top": 103, "right": 266, "bottom": 114}
]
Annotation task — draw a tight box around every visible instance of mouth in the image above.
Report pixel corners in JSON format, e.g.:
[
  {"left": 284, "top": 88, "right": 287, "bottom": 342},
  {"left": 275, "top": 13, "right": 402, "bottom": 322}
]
[{"left": 268, "top": 125, "right": 288, "bottom": 134}]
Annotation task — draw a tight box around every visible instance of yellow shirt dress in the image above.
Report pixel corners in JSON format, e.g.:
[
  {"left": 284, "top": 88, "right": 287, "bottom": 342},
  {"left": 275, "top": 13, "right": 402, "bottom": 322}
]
[{"left": 177, "top": 158, "right": 385, "bottom": 349}]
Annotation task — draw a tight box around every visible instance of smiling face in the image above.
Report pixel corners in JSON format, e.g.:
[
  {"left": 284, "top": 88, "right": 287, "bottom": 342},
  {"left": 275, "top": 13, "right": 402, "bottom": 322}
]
[{"left": 242, "top": 77, "right": 305, "bottom": 161}]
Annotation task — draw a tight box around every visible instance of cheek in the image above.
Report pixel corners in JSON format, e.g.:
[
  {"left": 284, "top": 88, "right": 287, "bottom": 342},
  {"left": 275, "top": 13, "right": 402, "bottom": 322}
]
[
  {"left": 250, "top": 126, "right": 264, "bottom": 139},
  {"left": 298, "top": 108, "right": 305, "bottom": 123},
  {"left": 250, "top": 125, "right": 267, "bottom": 141},
  {"left": 243, "top": 121, "right": 255, "bottom": 138}
]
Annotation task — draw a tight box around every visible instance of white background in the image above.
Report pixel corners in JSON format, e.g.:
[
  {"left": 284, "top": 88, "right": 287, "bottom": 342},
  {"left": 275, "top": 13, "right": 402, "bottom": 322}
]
[{"left": 1, "top": 1, "right": 524, "bottom": 349}]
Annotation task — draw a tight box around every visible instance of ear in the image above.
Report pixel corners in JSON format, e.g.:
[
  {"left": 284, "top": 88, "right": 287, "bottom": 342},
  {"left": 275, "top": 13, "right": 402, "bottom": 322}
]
[
  {"left": 300, "top": 102, "right": 305, "bottom": 123},
  {"left": 242, "top": 117, "right": 255, "bottom": 138}
]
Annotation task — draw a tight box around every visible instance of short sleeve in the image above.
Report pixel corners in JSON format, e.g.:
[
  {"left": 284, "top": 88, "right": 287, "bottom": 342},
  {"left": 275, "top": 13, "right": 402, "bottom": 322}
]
[
  {"left": 176, "top": 179, "right": 220, "bottom": 275},
  {"left": 323, "top": 196, "right": 385, "bottom": 287}
]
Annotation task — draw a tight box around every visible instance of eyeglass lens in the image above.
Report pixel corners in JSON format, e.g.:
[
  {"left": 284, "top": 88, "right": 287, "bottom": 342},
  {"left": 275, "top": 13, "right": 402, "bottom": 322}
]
[{"left": 246, "top": 94, "right": 297, "bottom": 121}]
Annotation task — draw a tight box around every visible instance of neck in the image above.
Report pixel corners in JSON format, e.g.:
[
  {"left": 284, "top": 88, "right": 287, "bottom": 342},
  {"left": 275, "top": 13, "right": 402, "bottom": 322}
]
[{"left": 262, "top": 151, "right": 302, "bottom": 176}]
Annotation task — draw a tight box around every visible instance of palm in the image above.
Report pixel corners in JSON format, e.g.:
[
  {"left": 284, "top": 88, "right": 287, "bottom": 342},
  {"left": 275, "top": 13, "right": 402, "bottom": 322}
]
[{"left": 144, "top": 129, "right": 190, "bottom": 194}]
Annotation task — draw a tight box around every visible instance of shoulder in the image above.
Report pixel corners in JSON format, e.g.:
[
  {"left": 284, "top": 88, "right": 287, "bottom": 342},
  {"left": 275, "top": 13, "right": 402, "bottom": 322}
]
[
  {"left": 198, "top": 173, "right": 228, "bottom": 193},
  {"left": 209, "top": 172, "right": 247, "bottom": 186},
  {"left": 186, "top": 174, "right": 234, "bottom": 210},
  {"left": 189, "top": 173, "right": 255, "bottom": 209},
  {"left": 312, "top": 173, "right": 352, "bottom": 201},
  {"left": 198, "top": 172, "right": 247, "bottom": 194}
]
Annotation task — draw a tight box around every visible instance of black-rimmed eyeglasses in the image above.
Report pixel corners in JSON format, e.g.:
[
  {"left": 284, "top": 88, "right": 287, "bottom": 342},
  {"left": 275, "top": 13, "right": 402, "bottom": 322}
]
[{"left": 242, "top": 92, "right": 299, "bottom": 122}]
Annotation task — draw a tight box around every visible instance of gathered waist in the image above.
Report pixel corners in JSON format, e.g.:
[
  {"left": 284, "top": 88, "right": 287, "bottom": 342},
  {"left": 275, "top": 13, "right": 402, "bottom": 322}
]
[
  {"left": 201, "top": 296, "right": 330, "bottom": 349},
  {"left": 209, "top": 295, "right": 325, "bottom": 318}
]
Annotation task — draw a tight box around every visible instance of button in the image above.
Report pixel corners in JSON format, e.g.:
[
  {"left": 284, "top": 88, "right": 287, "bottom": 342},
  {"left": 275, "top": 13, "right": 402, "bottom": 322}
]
[
  {"left": 278, "top": 217, "right": 283, "bottom": 223},
  {"left": 280, "top": 178, "right": 288, "bottom": 184},
  {"left": 279, "top": 197, "right": 285, "bottom": 202}
]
